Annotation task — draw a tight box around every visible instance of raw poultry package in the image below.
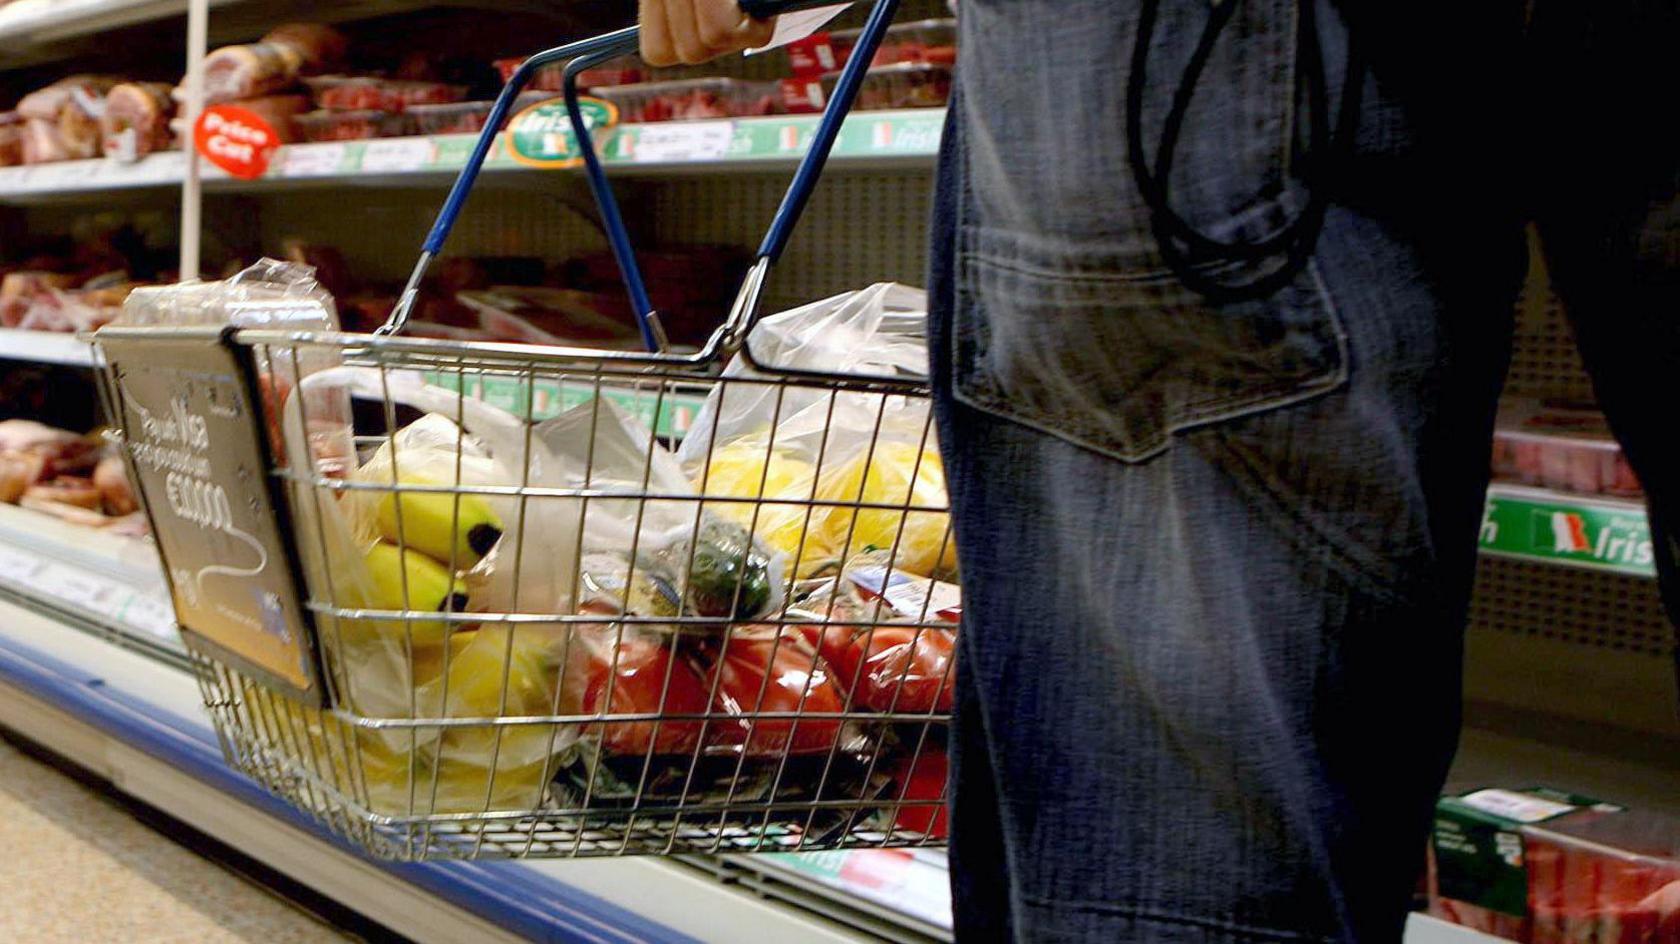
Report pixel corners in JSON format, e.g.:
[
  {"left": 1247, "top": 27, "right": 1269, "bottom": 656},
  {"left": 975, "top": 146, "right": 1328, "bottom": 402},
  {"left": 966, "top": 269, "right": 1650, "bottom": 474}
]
[{"left": 1430, "top": 787, "right": 1680, "bottom": 942}]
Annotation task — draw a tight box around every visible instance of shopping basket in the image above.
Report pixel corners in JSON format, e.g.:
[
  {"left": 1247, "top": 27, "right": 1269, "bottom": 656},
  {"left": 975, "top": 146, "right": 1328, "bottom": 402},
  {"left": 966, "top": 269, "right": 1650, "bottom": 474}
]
[{"left": 93, "top": 0, "right": 957, "bottom": 861}]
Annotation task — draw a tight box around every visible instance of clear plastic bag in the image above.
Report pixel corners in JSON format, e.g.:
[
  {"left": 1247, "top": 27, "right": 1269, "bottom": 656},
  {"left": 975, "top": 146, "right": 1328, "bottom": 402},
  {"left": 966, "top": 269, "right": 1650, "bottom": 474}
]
[{"left": 679, "top": 284, "right": 955, "bottom": 579}]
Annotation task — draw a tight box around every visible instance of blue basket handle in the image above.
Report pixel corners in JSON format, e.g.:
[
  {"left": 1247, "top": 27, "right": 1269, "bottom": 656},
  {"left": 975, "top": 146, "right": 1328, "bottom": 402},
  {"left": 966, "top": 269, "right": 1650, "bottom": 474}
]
[{"left": 381, "top": 0, "right": 902, "bottom": 356}]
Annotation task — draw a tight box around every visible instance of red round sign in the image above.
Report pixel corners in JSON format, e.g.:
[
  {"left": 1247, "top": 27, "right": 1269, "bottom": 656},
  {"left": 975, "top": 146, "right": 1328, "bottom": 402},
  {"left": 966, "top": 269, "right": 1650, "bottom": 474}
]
[{"left": 193, "top": 104, "right": 281, "bottom": 179}]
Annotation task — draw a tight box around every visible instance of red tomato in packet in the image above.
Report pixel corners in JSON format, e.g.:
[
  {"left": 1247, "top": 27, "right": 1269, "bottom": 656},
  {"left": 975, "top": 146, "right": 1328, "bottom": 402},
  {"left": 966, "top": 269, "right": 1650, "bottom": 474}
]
[
  {"left": 706, "top": 629, "right": 847, "bottom": 757},
  {"left": 843, "top": 626, "right": 955, "bottom": 714},
  {"left": 886, "top": 746, "right": 949, "bottom": 840},
  {"left": 582, "top": 638, "right": 715, "bottom": 756}
]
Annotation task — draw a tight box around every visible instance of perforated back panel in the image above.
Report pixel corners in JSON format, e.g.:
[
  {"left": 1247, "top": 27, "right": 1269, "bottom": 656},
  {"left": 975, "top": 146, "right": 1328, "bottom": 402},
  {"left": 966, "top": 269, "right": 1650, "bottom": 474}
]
[
  {"left": 1470, "top": 557, "right": 1671, "bottom": 658},
  {"left": 650, "top": 171, "right": 933, "bottom": 310},
  {"left": 1503, "top": 226, "right": 1596, "bottom": 403}
]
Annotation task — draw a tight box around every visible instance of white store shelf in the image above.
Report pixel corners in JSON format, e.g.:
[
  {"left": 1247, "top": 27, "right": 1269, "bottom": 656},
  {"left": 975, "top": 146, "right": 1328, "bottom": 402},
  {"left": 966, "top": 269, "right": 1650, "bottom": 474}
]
[
  {"left": 0, "top": 110, "right": 943, "bottom": 203},
  {"left": 0, "top": 327, "right": 96, "bottom": 366}
]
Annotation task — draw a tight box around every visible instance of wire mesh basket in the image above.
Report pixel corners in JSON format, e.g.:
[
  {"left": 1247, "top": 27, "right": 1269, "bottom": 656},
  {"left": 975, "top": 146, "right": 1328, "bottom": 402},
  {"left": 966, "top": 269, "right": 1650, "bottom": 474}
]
[{"left": 97, "top": 0, "right": 955, "bottom": 861}]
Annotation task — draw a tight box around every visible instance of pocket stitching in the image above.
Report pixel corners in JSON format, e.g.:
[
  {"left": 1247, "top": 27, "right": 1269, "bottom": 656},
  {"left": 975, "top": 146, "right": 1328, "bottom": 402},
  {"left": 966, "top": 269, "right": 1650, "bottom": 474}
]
[{"left": 952, "top": 252, "right": 1351, "bottom": 464}]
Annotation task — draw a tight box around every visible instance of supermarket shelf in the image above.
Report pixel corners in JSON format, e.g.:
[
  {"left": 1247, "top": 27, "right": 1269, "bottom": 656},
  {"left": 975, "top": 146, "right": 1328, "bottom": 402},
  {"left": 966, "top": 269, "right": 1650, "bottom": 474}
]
[
  {"left": 0, "top": 327, "right": 97, "bottom": 366},
  {"left": 0, "top": 110, "right": 943, "bottom": 203},
  {"left": 0, "top": 602, "right": 882, "bottom": 943},
  {"left": 1479, "top": 483, "right": 1653, "bottom": 578},
  {"left": 0, "top": 501, "right": 180, "bottom": 660},
  {"left": 1404, "top": 914, "right": 1513, "bottom": 944}
]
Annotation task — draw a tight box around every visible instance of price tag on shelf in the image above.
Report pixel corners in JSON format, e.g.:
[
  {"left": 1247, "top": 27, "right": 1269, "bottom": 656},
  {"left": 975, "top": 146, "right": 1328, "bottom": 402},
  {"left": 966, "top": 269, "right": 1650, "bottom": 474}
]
[
  {"left": 630, "top": 121, "right": 735, "bottom": 163},
  {"left": 360, "top": 137, "right": 436, "bottom": 173},
  {"left": 119, "top": 593, "right": 178, "bottom": 640},
  {"left": 31, "top": 564, "right": 122, "bottom": 618},
  {"left": 281, "top": 142, "right": 348, "bottom": 177},
  {"left": 0, "top": 545, "right": 42, "bottom": 582}
]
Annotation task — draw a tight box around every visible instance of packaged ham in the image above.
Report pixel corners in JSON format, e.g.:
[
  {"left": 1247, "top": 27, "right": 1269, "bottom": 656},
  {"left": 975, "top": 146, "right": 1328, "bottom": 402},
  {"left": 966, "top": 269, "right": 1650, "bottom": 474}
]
[
  {"left": 100, "top": 82, "right": 175, "bottom": 160},
  {"left": 20, "top": 117, "right": 69, "bottom": 164},
  {"left": 830, "top": 18, "right": 957, "bottom": 67},
  {"left": 261, "top": 22, "right": 349, "bottom": 75},
  {"left": 495, "top": 54, "right": 644, "bottom": 92},
  {"left": 1491, "top": 399, "right": 1642, "bottom": 498},
  {"left": 187, "top": 24, "right": 344, "bottom": 105},
  {"left": 0, "top": 112, "right": 22, "bottom": 166},
  {"left": 1431, "top": 787, "right": 1680, "bottom": 943},
  {"left": 195, "top": 43, "right": 303, "bottom": 104},
  {"left": 592, "top": 78, "right": 781, "bottom": 123},
  {"left": 0, "top": 272, "right": 77, "bottom": 325},
  {"left": 16, "top": 76, "right": 121, "bottom": 122}
]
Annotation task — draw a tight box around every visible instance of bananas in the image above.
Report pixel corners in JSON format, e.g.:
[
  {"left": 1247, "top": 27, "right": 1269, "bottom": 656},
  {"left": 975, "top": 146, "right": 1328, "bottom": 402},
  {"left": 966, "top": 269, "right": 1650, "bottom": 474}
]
[
  {"left": 375, "top": 475, "right": 504, "bottom": 569},
  {"left": 361, "top": 542, "right": 468, "bottom": 646}
]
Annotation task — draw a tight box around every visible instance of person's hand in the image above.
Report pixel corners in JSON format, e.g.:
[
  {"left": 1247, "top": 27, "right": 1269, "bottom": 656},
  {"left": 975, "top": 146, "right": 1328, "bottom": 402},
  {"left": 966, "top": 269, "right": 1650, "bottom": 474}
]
[{"left": 639, "top": 0, "right": 775, "bottom": 66}]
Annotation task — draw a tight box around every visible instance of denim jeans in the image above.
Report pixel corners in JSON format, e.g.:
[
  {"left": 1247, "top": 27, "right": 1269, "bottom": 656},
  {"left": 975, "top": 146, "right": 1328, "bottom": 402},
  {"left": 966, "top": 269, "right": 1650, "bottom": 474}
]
[{"left": 927, "top": 1, "right": 1677, "bottom": 941}]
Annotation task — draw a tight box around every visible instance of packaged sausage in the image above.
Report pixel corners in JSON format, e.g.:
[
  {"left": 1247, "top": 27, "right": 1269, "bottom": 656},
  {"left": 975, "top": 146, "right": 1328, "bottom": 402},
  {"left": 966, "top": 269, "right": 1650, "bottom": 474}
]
[
  {"left": 830, "top": 18, "right": 957, "bottom": 68},
  {"left": 821, "top": 62, "right": 952, "bottom": 110},
  {"left": 293, "top": 109, "right": 413, "bottom": 142}
]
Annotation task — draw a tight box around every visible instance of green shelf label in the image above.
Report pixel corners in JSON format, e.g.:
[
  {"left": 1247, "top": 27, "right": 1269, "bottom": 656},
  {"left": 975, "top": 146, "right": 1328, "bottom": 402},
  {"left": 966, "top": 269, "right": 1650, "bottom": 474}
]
[
  {"left": 1479, "top": 489, "right": 1653, "bottom": 576},
  {"left": 420, "top": 373, "right": 711, "bottom": 440}
]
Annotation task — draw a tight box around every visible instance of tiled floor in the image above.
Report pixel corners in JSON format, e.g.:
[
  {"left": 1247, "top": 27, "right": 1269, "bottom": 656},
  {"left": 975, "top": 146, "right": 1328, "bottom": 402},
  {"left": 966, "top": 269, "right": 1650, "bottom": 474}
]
[{"left": 0, "top": 736, "right": 361, "bottom": 944}]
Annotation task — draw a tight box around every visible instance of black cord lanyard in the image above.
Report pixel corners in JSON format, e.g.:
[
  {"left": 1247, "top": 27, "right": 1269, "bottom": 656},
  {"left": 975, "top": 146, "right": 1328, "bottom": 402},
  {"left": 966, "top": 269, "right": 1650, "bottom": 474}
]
[{"left": 1126, "top": 0, "right": 1364, "bottom": 303}]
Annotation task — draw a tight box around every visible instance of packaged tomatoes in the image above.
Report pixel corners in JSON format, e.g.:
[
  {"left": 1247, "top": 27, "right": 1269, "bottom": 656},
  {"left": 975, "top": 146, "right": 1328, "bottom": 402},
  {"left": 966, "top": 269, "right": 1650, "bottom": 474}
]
[
  {"left": 838, "top": 626, "right": 955, "bottom": 713},
  {"left": 580, "top": 636, "right": 717, "bottom": 756},
  {"left": 705, "top": 627, "right": 849, "bottom": 757},
  {"left": 885, "top": 745, "right": 948, "bottom": 839}
]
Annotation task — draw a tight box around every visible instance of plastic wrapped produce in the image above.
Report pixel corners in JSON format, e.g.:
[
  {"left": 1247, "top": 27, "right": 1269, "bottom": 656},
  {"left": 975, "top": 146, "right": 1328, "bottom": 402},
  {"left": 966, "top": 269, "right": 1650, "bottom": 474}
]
[
  {"left": 704, "top": 625, "right": 853, "bottom": 758},
  {"left": 682, "top": 284, "right": 953, "bottom": 578},
  {"left": 101, "top": 82, "right": 176, "bottom": 159}
]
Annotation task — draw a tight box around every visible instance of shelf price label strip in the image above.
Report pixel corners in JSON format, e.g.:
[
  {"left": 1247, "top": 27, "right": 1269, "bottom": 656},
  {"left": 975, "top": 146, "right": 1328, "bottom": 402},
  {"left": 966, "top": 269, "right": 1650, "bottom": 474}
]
[{"left": 1479, "top": 489, "right": 1654, "bottom": 577}]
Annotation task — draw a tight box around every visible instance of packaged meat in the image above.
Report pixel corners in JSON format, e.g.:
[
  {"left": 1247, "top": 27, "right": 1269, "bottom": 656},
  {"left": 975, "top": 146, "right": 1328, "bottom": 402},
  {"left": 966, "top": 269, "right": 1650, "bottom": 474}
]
[
  {"left": 20, "top": 117, "right": 69, "bottom": 164},
  {"left": 16, "top": 75, "right": 120, "bottom": 121},
  {"left": 0, "top": 112, "right": 22, "bottom": 166},
  {"left": 186, "top": 23, "right": 346, "bottom": 105},
  {"left": 1431, "top": 787, "right": 1680, "bottom": 943},
  {"left": 100, "top": 82, "right": 175, "bottom": 160},
  {"left": 195, "top": 43, "right": 307, "bottom": 104},
  {"left": 496, "top": 54, "right": 643, "bottom": 91},
  {"left": 1491, "top": 400, "right": 1642, "bottom": 498},
  {"left": 821, "top": 63, "right": 952, "bottom": 110},
  {"left": 293, "top": 109, "right": 413, "bottom": 142},
  {"left": 408, "top": 101, "right": 493, "bottom": 135},
  {"left": 831, "top": 18, "right": 957, "bottom": 67},
  {"left": 261, "top": 22, "right": 349, "bottom": 75},
  {"left": 227, "top": 94, "right": 310, "bottom": 143},
  {"left": 93, "top": 454, "right": 138, "bottom": 516},
  {"left": 304, "top": 76, "right": 465, "bottom": 112},
  {"left": 592, "top": 78, "right": 782, "bottom": 123},
  {"left": 0, "top": 272, "right": 76, "bottom": 326}
]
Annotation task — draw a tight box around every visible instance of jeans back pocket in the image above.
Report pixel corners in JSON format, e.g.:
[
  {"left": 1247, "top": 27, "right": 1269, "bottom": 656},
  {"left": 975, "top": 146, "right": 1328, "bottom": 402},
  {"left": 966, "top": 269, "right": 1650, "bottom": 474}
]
[{"left": 952, "top": 225, "right": 1348, "bottom": 463}]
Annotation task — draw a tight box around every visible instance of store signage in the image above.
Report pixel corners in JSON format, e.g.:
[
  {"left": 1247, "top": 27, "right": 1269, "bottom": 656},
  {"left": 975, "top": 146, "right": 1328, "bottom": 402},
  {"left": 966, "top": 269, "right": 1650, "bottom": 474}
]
[
  {"left": 96, "top": 326, "right": 326, "bottom": 704},
  {"left": 194, "top": 104, "right": 282, "bottom": 179},
  {"left": 1479, "top": 490, "right": 1654, "bottom": 577},
  {"left": 506, "top": 96, "right": 616, "bottom": 169}
]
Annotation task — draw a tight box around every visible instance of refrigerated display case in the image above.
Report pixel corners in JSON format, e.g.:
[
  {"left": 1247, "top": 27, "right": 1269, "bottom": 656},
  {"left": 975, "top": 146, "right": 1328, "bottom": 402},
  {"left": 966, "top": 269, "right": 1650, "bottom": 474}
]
[{"left": 0, "top": 2, "right": 1675, "bottom": 943}]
